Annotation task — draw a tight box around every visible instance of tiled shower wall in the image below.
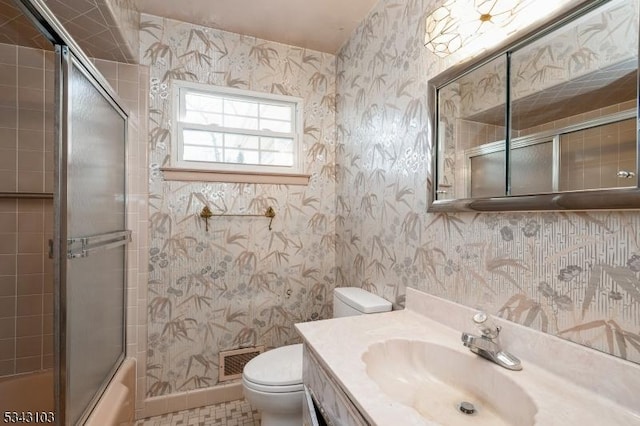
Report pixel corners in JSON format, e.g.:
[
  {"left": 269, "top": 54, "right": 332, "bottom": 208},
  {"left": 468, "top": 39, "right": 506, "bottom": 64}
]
[
  {"left": 454, "top": 99, "right": 637, "bottom": 196},
  {"left": 0, "top": 40, "right": 150, "bottom": 384},
  {"left": 0, "top": 43, "right": 55, "bottom": 377}
]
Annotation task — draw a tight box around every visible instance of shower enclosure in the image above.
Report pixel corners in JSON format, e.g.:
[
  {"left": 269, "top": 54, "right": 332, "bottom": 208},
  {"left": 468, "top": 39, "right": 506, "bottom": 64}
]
[{"left": 0, "top": 0, "right": 131, "bottom": 424}]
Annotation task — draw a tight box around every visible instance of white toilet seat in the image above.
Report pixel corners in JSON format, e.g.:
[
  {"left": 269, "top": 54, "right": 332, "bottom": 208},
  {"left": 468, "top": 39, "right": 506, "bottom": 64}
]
[
  {"left": 242, "top": 376, "right": 304, "bottom": 393},
  {"left": 242, "top": 343, "right": 303, "bottom": 392}
]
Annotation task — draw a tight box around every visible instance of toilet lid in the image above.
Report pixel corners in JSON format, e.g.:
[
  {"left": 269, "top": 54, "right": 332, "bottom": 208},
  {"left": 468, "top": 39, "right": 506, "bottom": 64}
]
[
  {"left": 334, "top": 287, "right": 392, "bottom": 313},
  {"left": 243, "top": 344, "right": 303, "bottom": 386}
]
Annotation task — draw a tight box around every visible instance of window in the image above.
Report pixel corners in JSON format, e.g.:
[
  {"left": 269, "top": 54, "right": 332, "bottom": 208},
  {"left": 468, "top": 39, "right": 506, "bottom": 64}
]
[{"left": 171, "top": 81, "right": 304, "bottom": 178}]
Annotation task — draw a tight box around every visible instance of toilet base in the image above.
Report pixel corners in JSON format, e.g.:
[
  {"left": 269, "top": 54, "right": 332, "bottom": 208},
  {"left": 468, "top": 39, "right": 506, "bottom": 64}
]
[
  {"left": 259, "top": 411, "right": 301, "bottom": 426},
  {"left": 242, "top": 377, "right": 303, "bottom": 426}
]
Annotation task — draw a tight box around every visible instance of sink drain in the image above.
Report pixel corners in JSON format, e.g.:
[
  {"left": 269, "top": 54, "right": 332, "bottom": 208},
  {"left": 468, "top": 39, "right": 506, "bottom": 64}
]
[{"left": 458, "top": 401, "right": 476, "bottom": 415}]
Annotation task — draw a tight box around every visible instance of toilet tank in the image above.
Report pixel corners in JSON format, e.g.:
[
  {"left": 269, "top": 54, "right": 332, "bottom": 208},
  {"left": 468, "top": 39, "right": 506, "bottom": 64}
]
[{"left": 333, "top": 287, "right": 392, "bottom": 318}]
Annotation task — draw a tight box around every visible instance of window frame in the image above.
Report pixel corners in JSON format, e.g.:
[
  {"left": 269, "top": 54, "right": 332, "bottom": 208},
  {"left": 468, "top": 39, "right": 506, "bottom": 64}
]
[{"left": 171, "top": 81, "right": 305, "bottom": 176}]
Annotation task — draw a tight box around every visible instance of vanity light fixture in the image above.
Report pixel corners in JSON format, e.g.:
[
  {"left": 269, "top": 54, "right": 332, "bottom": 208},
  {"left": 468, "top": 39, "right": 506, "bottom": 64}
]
[{"left": 424, "top": 0, "right": 570, "bottom": 58}]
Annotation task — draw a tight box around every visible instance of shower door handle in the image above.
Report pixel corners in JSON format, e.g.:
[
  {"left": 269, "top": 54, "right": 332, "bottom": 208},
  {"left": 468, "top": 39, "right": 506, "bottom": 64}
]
[{"left": 67, "top": 230, "right": 132, "bottom": 259}]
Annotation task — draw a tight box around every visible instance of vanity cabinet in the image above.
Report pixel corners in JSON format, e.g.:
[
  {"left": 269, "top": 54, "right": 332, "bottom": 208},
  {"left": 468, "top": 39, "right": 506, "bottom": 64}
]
[
  {"left": 302, "top": 386, "right": 322, "bottom": 426},
  {"left": 302, "top": 344, "right": 369, "bottom": 426}
]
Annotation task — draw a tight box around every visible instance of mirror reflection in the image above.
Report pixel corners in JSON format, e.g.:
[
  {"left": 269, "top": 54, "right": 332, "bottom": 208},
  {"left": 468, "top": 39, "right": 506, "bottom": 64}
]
[
  {"left": 510, "top": 0, "right": 638, "bottom": 195},
  {"left": 437, "top": 56, "right": 507, "bottom": 200},
  {"left": 433, "top": 0, "right": 639, "bottom": 208}
]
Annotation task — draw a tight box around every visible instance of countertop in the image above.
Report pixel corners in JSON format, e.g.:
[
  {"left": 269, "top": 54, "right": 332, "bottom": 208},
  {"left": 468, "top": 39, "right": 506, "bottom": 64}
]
[{"left": 295, "top": 288, "right": 640, "bottom": 425}]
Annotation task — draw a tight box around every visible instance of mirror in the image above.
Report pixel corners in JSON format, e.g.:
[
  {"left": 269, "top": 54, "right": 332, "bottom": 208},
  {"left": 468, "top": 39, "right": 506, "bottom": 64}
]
[
  {"left": 429, "top": 0, "right": 640, "bottom": 211},
  {"left": 436, "top": 55, "right": 507, "bottom": 200}
]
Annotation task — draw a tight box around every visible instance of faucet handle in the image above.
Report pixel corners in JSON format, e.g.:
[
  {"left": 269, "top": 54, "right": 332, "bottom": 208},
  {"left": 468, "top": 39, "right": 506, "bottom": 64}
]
[
  {"left": 472, "top": 312, "right": 488, "bottom": 324},
  {"left": 472, "top": 311, "right": 500, "bottom": 339}
]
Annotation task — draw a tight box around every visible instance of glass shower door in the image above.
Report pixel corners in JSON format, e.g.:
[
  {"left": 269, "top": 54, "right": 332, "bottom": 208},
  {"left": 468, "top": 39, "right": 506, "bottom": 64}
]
[{"left": 57, "top": 48, "right": 129, "bottom": 425}]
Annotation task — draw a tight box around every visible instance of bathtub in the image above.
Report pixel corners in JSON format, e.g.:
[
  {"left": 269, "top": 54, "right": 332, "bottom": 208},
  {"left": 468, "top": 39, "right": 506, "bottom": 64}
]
[
  {"left": 0, "top": 358, "right": 135, "bottom": 425},
  {"left": 85, "top": 357, "right": 136, "bottom": 426},
  {"left": 0, "top": 370, "right": 54, "bottom": 412}
]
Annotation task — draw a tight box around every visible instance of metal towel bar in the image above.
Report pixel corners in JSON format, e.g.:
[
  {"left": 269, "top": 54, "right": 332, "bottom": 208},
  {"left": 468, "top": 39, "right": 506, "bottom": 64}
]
[
  {"left": 67, "top": 230, "right": 132, "bottom": 259},
  {"left": 199, "top": 206, "right": 276, "bottom": 231}
]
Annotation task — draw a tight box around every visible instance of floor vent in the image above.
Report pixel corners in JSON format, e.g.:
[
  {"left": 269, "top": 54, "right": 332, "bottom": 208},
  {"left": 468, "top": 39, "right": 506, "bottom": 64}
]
[{"left": 219, "top": 346, "right": 264, "bottom": 381}]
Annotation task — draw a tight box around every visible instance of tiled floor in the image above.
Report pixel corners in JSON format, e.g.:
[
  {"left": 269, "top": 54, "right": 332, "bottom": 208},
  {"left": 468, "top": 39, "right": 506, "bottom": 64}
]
[{"left": 136, "top": 399, "right": 260, "bottom": 426}]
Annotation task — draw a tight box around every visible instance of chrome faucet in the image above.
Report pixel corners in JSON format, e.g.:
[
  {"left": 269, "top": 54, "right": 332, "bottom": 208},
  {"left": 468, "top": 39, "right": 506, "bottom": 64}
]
[{"left": 461, "top": 312, "right": 522, "bottom": 371}]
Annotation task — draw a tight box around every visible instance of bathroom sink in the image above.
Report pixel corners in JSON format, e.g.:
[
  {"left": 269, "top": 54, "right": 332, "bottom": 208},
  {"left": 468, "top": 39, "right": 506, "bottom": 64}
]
[{"left": 362, "top": 339, "right": 537, "bottom": 425}]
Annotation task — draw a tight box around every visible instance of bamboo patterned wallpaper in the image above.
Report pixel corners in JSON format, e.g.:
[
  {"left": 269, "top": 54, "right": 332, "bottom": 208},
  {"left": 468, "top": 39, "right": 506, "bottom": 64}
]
[
  {"left": 140, "top": 0, "right": 640, "bottom": 398},
  {"left": 335, "top": 0, "right": 640, "bottom": 365},
  {"left": 140, "top": 14, "right": 337, "bottom": 396}
]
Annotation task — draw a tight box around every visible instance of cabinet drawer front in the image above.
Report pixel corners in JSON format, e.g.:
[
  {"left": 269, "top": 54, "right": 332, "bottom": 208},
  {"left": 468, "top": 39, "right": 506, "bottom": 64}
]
[
  {"left": 303, "top": 386, "right": 322, "bottom": 426},
  {"left": 303, "top": 346, "right": 368, "bottom": 426}
]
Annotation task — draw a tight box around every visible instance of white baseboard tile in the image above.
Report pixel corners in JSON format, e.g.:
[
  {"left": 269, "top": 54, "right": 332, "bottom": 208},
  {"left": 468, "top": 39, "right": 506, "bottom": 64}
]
[{"left": 137, "top": 381, "right": 244, "bottom": 419}]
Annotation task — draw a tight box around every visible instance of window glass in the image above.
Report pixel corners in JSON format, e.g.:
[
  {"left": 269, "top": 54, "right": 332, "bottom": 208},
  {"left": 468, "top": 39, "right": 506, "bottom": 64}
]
[{"left": 175, "top": 83, "right": 302, "bottom": 174}]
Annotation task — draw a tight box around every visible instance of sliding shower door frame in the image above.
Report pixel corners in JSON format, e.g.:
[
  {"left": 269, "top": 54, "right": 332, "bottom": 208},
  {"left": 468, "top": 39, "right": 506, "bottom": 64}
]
[
  {"left": 59, "top": 47, "right": 130, "bottom": 426},
  {"left": 55, "top": 44, "right": 66, "bottom": 426},
  {"left": 13, "top": 1, "right": 131, "bottom": 424}
]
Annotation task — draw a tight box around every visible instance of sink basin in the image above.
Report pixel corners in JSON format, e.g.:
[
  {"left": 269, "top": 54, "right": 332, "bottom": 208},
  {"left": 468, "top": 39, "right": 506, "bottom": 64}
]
[{"left": 362, "top": 339, "right": 537, "bottom": 425}]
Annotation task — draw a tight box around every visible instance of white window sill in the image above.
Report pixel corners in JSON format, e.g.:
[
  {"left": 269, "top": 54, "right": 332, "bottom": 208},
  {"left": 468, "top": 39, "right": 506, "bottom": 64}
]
[{"left": 160, "top": 167, "right": 310, "bottom": 185}]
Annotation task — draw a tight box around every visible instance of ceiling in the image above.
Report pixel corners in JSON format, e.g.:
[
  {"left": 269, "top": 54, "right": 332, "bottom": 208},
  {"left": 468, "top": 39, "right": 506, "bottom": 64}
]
[
  {"left": 0, "top": 0, "right": 52, "bottom": 50},
  {"left": 1, "top": 0, "right": 375, "bottom": 60},
  {"left": 0, "top": 0, "right": 136, "bottom": 61},
  {"left": 134, "top": 0, "right": 378, "bottom": 54}
]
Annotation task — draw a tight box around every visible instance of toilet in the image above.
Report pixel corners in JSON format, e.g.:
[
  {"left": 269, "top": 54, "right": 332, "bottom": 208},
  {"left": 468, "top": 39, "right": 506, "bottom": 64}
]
[{"left": 241, "top": 287, "right": 392, "bottom": 426}]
